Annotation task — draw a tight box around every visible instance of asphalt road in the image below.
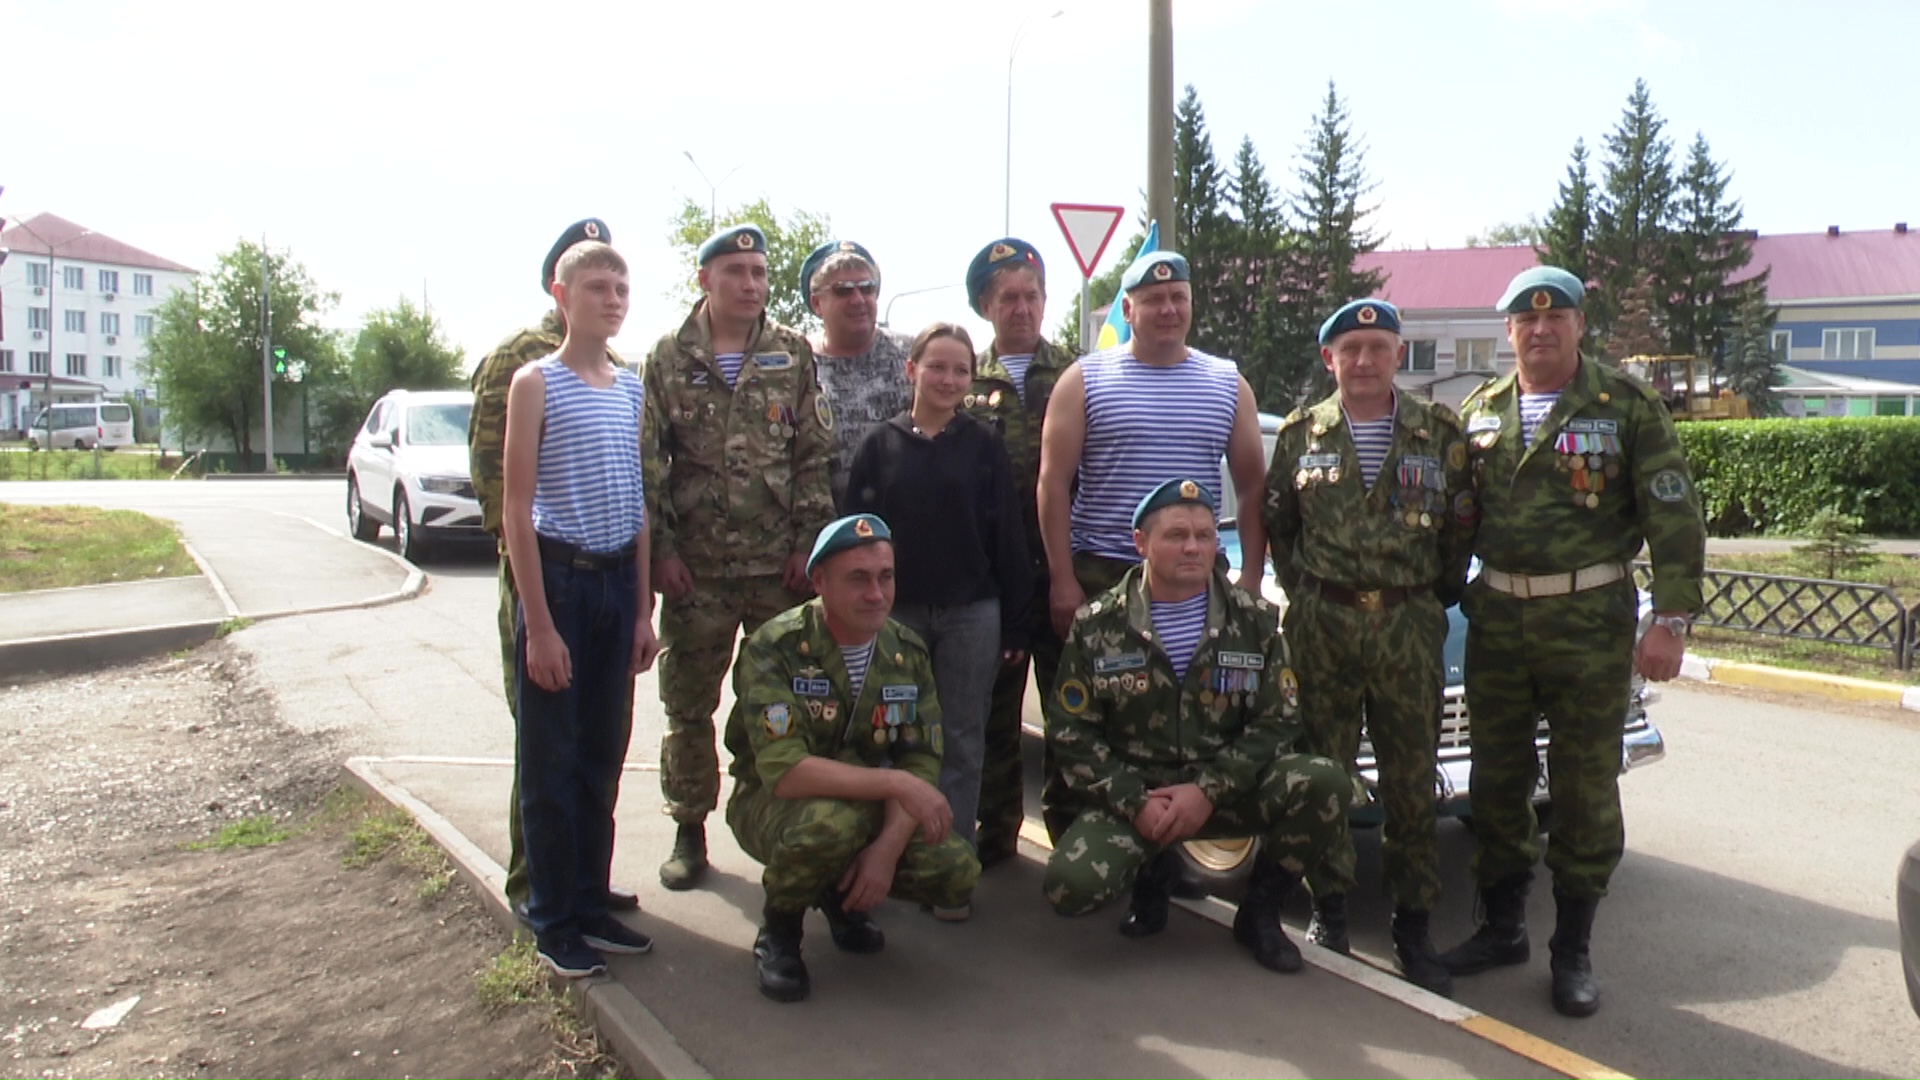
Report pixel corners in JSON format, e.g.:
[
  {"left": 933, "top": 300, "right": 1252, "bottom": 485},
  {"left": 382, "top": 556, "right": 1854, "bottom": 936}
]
[{"left": 8, "top": 478, "right": 1920, "bottom": 1077}]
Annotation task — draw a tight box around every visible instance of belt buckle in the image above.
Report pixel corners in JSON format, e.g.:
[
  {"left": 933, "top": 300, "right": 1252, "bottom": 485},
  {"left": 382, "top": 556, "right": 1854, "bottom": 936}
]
[{"left": 1355, "top": 589, "right": 1384, "bottom": 613}]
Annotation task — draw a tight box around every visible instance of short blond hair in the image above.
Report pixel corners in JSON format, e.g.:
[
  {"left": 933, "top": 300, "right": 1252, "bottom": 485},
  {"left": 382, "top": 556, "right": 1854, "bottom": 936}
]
[{"left": 556, "top": 241, "right": 627, "bottom": 285}]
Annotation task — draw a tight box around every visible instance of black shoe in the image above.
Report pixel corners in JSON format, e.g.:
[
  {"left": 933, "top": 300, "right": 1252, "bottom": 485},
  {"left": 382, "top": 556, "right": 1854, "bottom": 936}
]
[
  {"left": 976, "top": 836, "right": 1019, "bottom": 870},
  {"left": 660, "top": 822, "right": 708, "bottom": 891},
  {"left": 536, "top": 932, "right": 607, "bottom": 979},
  {"left": 1391, "top": 907, "right": 1454, "bottom": 997},
  {"left": 1438, "top": 871, "right": 1532, "bottom": 976},
  {"left": 1307, "top": 893, "right": 1351, "bottom": 956},
  {"left": 580, "top": 913, "right": 654, "bottom": 956},
  {"left": 816, "top": 889, "right": 886, "bottom": 954},
  {"left": 1549, "top": 889, "right": 1602, "bottom": 1017},
  {"left": 1232, "top": 858, "right": 1304, "bottom": 974},
  {"left": 754, "top": 910, "right": 810, "bottom": 1003},
  {"left": 608, "top": 886, "right": 641, "bottom": 911},
  {"left": 1118, "top": 852, "right": 1179, "bottom": 938}
]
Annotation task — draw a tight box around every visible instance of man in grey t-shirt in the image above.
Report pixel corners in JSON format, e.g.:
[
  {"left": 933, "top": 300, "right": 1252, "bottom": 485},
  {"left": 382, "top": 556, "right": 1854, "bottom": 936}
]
[{"left": 801, "top": 240, "right": 913, "bottom": 510}]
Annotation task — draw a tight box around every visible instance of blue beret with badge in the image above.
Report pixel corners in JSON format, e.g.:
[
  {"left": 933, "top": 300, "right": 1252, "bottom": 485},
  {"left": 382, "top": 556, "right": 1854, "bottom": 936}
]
[
  {"left": 807, "top": 513, "right": 893, "bottom": 575},
  {"left": 1319, "top": 298, "right": 1402, "bottom": 344},
  {"left": 541, "top": 217, "right": 610, "bottom": 295},
  {"left": 799, "top": 239, "right": 877, "bottom": 301},
  {"left": 1120, "top": 250, "right": 1190, "bottom": 293},
  {"left": 965, "top": 237, "right": 1046, "bottom": 316},
  {"left": 1132, "top": 477, "right": 1216, "bottom": 530},
  {"left": 1496, "top": 266, "right": 1585, "bottom": 314},
  {"left": 698, "top": 224, "right": 768, "bottom": 266}
]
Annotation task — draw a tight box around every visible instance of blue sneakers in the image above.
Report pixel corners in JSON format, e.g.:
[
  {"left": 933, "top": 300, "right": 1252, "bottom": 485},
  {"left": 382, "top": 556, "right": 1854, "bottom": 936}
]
[{"left": 537, "top": 933, "right": 607, "bottom": 978}]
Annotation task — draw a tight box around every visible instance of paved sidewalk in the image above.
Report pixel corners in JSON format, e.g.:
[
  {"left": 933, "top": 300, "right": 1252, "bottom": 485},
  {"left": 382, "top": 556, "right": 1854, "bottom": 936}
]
[{"left": 0, "top": 577, "right": 226, "bottom": 642}]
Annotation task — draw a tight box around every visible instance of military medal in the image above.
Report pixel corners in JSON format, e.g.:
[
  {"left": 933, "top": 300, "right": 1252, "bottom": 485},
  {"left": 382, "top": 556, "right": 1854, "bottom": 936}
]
[
  {"left": 1585, "top": 493, "right": 1600, "bottom": 508},
  {"left": 1404, "top": 509, "right": 1419, "bottom": 527},
  {"left": 1295, "top": 469, "right": 1309, "bottom": 489},
  {"left": 988, "top": 390, "right": 1003, "bottom": 407},
  {"left": 1420, "top": 512, "right": 1432, "bottom": 527},
  {"left": 1200, "top": 690, "right": 1215, "bottom": 705},
  {"left": 1587, "top": 453, "right": 1602, "bottom": 471},
  {"left": 1328, "top": 466, "right": 1342, "bottom": 483}
]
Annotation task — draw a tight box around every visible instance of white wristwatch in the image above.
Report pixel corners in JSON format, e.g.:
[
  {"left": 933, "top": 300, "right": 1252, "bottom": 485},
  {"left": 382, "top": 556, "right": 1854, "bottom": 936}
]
[{"left": 1650, "top": 614, "right": 1692, "bottom": 639}]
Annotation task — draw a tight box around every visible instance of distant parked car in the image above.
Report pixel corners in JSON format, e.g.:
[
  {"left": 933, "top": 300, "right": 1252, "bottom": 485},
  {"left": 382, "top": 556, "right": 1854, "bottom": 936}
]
[
  {"left": 27, "top": 402, "right": 134, "bottom": 451},
  {"left": 345, "top": 389, "right": 483, "bottom": 563}
]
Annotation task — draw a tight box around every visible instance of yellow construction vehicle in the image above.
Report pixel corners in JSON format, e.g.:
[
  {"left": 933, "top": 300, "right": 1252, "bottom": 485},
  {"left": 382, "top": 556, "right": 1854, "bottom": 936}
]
[{"left": 1619, "top": 354, "right": 1750, "bottom": 420}]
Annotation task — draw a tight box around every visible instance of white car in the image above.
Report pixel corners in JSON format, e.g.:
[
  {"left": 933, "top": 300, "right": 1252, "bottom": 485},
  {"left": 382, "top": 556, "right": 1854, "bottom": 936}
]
[{"left": 345, "top": 389, "right": 483, "bottom": 562}]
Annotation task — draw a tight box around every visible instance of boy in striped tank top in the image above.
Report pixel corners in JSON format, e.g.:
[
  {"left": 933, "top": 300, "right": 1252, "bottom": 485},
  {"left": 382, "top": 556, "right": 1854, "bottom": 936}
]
[{"left": 503, "top": 241, "right": 659, "bottom": 979}]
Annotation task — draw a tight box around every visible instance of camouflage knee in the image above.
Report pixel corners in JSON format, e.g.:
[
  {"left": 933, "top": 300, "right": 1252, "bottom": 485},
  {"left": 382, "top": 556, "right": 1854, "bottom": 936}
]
[
  {"left": 760, "top": 798, "right": 879, "bottom": 912},
  {"left": 1043, "top": 810, "right": 1151, "bottom": 916},
  {"left": 895, "top": 834, "right": 982, "bottom": 909},
  {"left": 1254, "top": 754, "right": 1351, "bottom": 876}
]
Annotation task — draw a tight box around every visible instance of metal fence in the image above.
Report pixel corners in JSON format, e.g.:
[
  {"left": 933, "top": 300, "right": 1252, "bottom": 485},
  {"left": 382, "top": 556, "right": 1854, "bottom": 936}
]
[{"left": 1632, "top": 562, "right": 1919, "bottom": 670}]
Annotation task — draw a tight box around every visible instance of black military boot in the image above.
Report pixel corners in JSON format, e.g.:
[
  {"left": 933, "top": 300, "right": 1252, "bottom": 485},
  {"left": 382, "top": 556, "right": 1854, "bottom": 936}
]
[
  {"left": 1438, "top": 871, "right": 1532, "bottom": 975},
  {"left": 1118, "top": 852, "right": 1180, "bottom": 938},
  {"left": 1231, "top": 858, "right": 1305, "bottom": 974},
  {"left": 753, "top": 908, "right": 810, "bottom": 1003},
  {"left": 1392, "top": 907, "right": 1455, "bottom": 997},
  {"left": 1306, "top": 892, "right": 1351, "bottom": 955},
  {"left": 816, "top": 888, "right": 886, "bottom": 954},
  {"left": 1549, "top": 889, "right": 1602, "bottom": 1017},
  {"left": 659, "top": 821, "right": 708, "bottom": 891}
]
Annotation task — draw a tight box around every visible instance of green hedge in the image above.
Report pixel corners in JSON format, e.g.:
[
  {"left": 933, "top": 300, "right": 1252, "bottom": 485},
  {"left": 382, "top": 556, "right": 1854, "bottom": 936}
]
[{"left": 1677, "top": 417, "right": 1920, "bottom": 536}]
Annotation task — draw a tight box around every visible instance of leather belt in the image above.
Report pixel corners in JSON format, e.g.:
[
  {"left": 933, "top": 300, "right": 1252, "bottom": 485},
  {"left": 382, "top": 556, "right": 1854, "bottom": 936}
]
[
  {"left": 536, "top": 534, "right": 636, "bottom": 572},
  {"left": 1482, "top": 561, "right": 1627, "bottom": 599},
  {"left": 1298, "top": 571, "right": 1426, "bottom": 614}
]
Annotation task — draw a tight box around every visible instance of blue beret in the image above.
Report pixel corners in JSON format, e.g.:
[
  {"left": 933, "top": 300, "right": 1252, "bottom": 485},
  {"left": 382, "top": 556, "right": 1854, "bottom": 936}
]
[
  {"left": 1319, "top": 299, "right": 1402, "bottom": 344},
  {"left": 1132, "top": 478, "right": 1217, "bottom": 531},
  {"left": 1496, "top": 266, "right": 1585, "bottom": 314},
  {"left": 807, "top": 513, "right": 893, "bottom": 575},
  {"left": 698, "top": 224, "right": 767, "bottom": 266},
  {"left": 1120, "top": 251, "right": 1190, "bottom": 293},
  {"left": 542, "top": 218, "right": 610, "bottom": 295},
  {"left": 799, "top": 240, "right": 877, "bottom": 302},
  {"left": 965, "top": 238, "right": 1045, "bottom": 316}
]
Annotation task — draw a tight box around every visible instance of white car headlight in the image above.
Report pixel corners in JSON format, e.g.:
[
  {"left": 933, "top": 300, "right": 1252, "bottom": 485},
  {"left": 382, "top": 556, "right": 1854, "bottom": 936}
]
[{"left": 418, "top": 475, "right": 467, "bottom": 495}]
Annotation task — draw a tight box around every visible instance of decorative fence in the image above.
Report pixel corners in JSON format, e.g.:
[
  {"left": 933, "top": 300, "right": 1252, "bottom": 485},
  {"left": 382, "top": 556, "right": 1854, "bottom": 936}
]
[{"left": 1632, "top": 562, "right": 1918, "bottom": 670}]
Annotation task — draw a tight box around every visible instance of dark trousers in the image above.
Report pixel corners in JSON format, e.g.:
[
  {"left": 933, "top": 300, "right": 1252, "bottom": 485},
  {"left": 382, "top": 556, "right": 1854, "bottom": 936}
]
[{"left": 515, "top": 553, "right": 638, "bottom": 936}]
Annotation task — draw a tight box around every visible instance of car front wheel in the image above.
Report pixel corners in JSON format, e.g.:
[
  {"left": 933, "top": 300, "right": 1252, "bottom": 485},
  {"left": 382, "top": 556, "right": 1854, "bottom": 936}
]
[
  {"left": 346, "top": 476, "right": 380, "bottom": 541},
  {"left": 393, "top": 490, "right": 428, "bottom": 563}
]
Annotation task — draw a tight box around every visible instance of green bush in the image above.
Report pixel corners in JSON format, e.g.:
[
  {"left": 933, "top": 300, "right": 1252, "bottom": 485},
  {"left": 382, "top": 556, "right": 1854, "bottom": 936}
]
[{"left": 1678, "top": 417, "right": 1920, "bottom": 536}]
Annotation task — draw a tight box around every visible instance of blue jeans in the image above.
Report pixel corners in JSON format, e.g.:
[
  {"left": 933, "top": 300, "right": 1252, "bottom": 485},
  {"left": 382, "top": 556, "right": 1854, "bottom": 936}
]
[
  {"left": 515, "top": 553, "right": 637, "bottom": 936},
  {"left": 892, "top": 598, "right": 1001, "bottom": 848}
]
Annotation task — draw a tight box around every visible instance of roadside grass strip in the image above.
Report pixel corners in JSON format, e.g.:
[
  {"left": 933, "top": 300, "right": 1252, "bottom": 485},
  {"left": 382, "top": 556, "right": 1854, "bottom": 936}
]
[{"left": 0, "top": 503, "right": 198, "bottom": 593}]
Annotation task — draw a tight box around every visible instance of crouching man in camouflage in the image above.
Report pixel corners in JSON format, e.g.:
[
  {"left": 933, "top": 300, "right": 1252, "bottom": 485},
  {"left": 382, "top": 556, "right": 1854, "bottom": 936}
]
[
  {"left": 724, "top": 514, "right": 981, "bottom": 1003},
  {"left": 1043, "top": 479, "right": 1349, "bottom": 974}
]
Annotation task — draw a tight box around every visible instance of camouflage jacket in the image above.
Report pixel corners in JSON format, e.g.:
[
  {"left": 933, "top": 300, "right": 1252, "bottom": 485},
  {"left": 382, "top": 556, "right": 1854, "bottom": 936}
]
[
  {"left": 1047, "top": 565, "right": 1301, "bottom": 818},
  {"left": 1461, "top": 359, "right": 1706, "bottom": 613},
  {"left": 641, "top": 302, "right": 836, "bottom": 577},
  {"left": 964, "top": 337, "right": 1078, "bottom": 562},
  {"left": 812, "top": 329, "right": 913, "bottom": 511},
  {"left": 1263, "top": 392, "right": 1475, "bottom": 607},
  {"left": 724, "top": 598, "right": 943, "bottom": 798}
]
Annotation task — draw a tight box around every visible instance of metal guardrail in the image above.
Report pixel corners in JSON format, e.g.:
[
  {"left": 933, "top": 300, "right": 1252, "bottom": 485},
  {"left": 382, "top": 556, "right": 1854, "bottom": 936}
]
[{"left": 1632, "top": 562, "right": 1917, "bottom": 670}]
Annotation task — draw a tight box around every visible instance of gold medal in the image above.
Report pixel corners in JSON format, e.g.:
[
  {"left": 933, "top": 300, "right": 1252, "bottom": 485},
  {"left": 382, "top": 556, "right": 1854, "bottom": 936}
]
[
  {"left": 1585, "top": 492, "right": 1600, "bottom": 508},
  {"left": 874, "top": 729, "right": 888, "bottom": 746},
  {"left": 1420, "top": 512, "right": 1432, "bottom": 527},
  {"left": 1404, "top": 510, "right": 1419, "bottom": 527},
  {"left": 1200, "top": 690, "right": 1215, "bottom": 705}
]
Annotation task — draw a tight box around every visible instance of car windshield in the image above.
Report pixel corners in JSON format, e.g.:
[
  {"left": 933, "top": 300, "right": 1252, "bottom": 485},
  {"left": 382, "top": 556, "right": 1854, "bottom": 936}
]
[{"left": 406, "top": 403, "right": 471, "bottom": 446}]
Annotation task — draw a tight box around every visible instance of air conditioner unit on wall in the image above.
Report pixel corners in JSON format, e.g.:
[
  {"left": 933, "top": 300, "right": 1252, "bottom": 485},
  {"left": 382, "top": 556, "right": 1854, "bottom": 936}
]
[
  {"left": 101, "top": 293, "right": 115, "bottom": 301},
  {"left": 32, "top": 286, "right": 44, "bottom": 295},
  {"left": 105, "top": 335, "right": 116, "bottom": 344},
  {"left": 31, "top": 330, "right": 44, "bottom": 339}
]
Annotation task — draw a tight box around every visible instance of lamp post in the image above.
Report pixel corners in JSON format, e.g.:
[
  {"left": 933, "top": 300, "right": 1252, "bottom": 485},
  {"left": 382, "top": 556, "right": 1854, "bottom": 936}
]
[
  {"left": 1005, "top": 8, "right": 1065, "bottom": 235},
  {"left": 682, "top": 151, "right": 744, "bottom": 234},
  {"left": 7, "top": 218, "right": 94, "bottom": 457},
  {"left": 881, "top": 282, "right": 964, "bottom": 328}
]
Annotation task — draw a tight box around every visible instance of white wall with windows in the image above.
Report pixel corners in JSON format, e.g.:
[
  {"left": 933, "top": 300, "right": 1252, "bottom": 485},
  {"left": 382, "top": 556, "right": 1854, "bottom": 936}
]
[{"left": 1388, "top": 312, "right": 1517, "bottom": 408}]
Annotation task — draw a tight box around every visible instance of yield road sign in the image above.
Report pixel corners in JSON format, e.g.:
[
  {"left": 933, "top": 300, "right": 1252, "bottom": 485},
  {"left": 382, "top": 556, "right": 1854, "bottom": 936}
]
[{"left": 1050, "top": 203, "right": 1126, "bottom": 280}]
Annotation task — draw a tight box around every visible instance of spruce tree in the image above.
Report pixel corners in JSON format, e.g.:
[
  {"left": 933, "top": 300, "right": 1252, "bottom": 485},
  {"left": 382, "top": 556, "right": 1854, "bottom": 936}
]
[
  {"left": 1721, "top": 288, "right": 1786, "bottom": 416},
  {"left": 1665, "top": 132, "right": 1765, "bottom": 363},
  {"left": 1539, "top": 138, "right": 1595, "bottom": 285},
  {"left": 1603, "top": 271, "right": 1667, "bottom": 364},
  {"left": 1173, "top": 85, "right": 1230, "bottom": 352},
  {"left": 1224, "top": 136, "right": 1291, "bottom": 407},
  {"left": 1590, "top": 79, "right": 1675, "bottom": 346}
]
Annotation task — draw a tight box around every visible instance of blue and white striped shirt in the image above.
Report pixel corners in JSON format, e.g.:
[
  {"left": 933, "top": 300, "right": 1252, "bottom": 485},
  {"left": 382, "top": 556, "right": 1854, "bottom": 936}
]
[
  {"left": 1345, "top": 412, "right": 1396, "bottom": 490},
  {"left": 1519, "top": 391, "right": 1561, "bottom": 449},
  {"left": 1151, "top": 590, "right": 1210, "bottom": 682},
  {"left": 1070, "top": 348, "right": 1240, "bottom": 561},
  {"left": 715, "top": 352, "right": 746, "bottom": 389},
  {"left": 842, "top": 639, "right": 874, "bottom": 701},
  {"left": 999, "top": 353, "right": 1033, "bottom": 403},
  {"left": 529, "top": 358, "right": 646, "bottom": 554}
]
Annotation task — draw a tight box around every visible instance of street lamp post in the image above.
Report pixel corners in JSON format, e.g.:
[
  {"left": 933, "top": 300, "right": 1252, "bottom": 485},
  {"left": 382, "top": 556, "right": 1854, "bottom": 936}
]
[
  {"left": 1005, "top": 8, "right": 1065, "bottom": 235},
  {"left": 7, "top": 218, "right": 94, "bottom": 462},
  {"left": 682, "top": 151, "right": 744, "bottom": 234},
  {"left": 881, "top": 282, "right": 964, "bottom": 328}
]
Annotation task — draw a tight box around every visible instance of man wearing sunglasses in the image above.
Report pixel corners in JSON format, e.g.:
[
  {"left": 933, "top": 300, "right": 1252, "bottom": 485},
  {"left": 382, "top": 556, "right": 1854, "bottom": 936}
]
[{"left": 801, "top": 240, "right": 913, "bottom": 511}]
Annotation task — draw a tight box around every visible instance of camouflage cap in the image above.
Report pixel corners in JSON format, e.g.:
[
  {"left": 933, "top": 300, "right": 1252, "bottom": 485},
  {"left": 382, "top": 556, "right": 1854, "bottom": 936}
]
[
  {"left": 1120, "top": 250, "right": 1189, "bottom": 293},
  {"left": 807, "top": 513, "right": 893, "bottom": 575},
  {"left": 1319, "top": 298, "right": 1402, "bottom": 344},
  {"left": 1496, "top": 266, "right": 1585, "bottom": 314},
  {"left": 1132, "top": 477, "right": 1216, "bottom": 531},
  {"left": 800, "top": 239, "right": 878, "bottom": 300},
  {"left": 541, "top": 218, "right": 611, "bottom": 295},
  {"left": 698, "top": 224, "right": 768, "bottom": 266},
  {"left": 965, "top": 237, "right": 1045, "bottom": 316}
]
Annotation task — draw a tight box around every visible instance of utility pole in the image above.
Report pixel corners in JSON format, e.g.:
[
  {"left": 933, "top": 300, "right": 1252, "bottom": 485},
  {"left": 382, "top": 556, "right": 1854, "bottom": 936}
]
[
  {"left": 1147, "top": 0, "right": 1176, "bottom": 249},
  {"left": 260, "top": 236, "right": 275, "bottom": 473}
]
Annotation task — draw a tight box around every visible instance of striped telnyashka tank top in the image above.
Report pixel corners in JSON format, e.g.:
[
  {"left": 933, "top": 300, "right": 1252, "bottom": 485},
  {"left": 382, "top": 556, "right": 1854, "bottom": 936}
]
[{"left": 529, "top": 358, "right": 647, "bottom": 555}]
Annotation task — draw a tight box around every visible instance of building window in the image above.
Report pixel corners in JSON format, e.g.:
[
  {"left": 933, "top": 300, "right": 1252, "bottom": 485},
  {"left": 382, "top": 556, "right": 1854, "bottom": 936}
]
[
  {"left": 98, "top": 269, "right": 120, "bottom": 294},
  {"left": 1770, "top": 329, "right": 1792, "bottom": 360},
  {"left": 1877, "top": 396, "right": 1909, "bottom": 417},
  {"left": 132, "top": 273, "right": 154, "bottom": 296},
  {"left": 1399, "top": 340, "right": 1437, "bottom": 373},
  {"left": 0, "top": 350, "right": 12, "bottom": 372},
  {"left": 25, "top": 262, "right": 49, "bottom": 288},
  {"left": 28, "top": 352, "right": 49, "bottom": 374},
  {"left": 63, "top": 265, "right": 84, "bottom": 290},
  {"left": 28, "top": 307, "right": 51, "bottom": 331},
  {"left": 102, "top": 355, "right": 122, "bottom": 379},
  {"left": 1823, "top": 328, "right": 1875, "bottom": 360},
  {"left": 100, "top": 312, "right": 120, "bottom": 336},
  {"left": 1457, "top": 338, "right": 1496, "bottom": 373},
  {"left": 134, "top": 314, "right": 154, "bottom": 337},
  {"left": 64, "top": 310, "right": 87, "bottom": 333},
  {"left": 66, "top": 354, "right": 87, "bottom": 377}
]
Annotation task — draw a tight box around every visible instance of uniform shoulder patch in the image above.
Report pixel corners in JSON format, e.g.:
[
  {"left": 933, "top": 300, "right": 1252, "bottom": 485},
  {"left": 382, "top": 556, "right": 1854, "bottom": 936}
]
[{"left": 1278, "top": 408, "right": 1311, "bottom": 431}]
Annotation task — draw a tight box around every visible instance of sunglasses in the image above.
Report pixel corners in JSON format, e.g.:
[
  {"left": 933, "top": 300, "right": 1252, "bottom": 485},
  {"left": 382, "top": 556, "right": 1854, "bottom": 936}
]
[{"left": 825, "top": 280, "right": 879, "bottom": 298}]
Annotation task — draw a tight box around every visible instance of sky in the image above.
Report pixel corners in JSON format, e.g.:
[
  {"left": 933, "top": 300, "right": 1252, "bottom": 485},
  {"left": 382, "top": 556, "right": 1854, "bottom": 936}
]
[{"left": 5, "top": 0, "right": 1912, "bottom": 369}]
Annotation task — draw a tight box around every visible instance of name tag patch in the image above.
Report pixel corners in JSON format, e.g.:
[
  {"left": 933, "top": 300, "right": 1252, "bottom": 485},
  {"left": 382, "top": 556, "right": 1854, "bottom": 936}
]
[
  {"left": 1467, "top": 414, "right": 1503, "bottom": 433},
  {"left": 1093, "top": 653, "right": 1148, "bottom": 674},
  {"left": 792, "top": 678, "right": 833, "bottom": 697},
  {"left": 881, "top": 684, "right": 919, "bottom": 702},
  {"left": 1297, "top": 453, "right": 1342, "bottom": 469},
  {"left": 1216, "top": 651, "right": 1265, "bottom": 671},
  {"left": 753, "top": 351, "right": 793, "bottom": 371},
  {"left": 1565, "top": 418, "right": 1620, "bottom": 434}
]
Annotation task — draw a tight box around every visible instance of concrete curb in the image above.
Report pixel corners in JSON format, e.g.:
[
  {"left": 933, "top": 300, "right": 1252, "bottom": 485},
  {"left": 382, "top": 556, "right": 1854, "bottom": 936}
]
[
  {"left": 1679, "top": 650, "right": 1920, "bottom": 712},
  {"left": 342, "top": 757, "right": 709, "bottom": 1080},
  {"left": 0, "top": 618, "right": 224, "bottom": 681},
  {"left": 180, "top": 539, "right": 242, "bottom": 620},
  {"left": 203, "top": 473, "right": 348, "bottom": 481}
]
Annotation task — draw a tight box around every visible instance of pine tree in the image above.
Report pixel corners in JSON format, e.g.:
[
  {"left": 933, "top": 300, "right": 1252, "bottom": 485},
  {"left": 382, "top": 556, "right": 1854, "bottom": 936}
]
[
  {"left": 1664, "top": 132, "right": 1765, "bottom": 362},
  {"left": 1173, "top": 84, "right": 1231, "bottom": 352},
  {"left": 1590, "top": 80, "right": 1675, "bottom": 347},
  {"left": 1539, "top": 138, "right": 1595, "bottom": 286},
  {"left": 1222, "top": 136, "right": 1291, "bottom": 407},
  {"left": 1721, "top": 287, "right": 1786, "bottom": 416},
  {"left": 1603, "top": 271, "right": 1666, "bottom": 364}
]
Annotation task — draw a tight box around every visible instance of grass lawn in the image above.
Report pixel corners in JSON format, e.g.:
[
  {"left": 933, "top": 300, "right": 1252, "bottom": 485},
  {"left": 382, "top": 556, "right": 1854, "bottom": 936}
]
[
  {"left": 1706, "top": 551, "right": 1920, "bottom": 599},
  {"left": 0, "top": 447, "right": 180, "bottom": 481},
  {"left": 1696, "top": 550, "right": 1920, "bottom": 684},
  {"left": 0, "top": 504, "right": 198, "bottom": 593}
]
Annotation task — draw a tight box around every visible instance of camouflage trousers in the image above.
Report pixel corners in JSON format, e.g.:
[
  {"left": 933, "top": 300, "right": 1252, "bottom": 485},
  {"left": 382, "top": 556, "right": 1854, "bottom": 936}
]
[
  {"left": 1285, "top": 587, "right": 1447, "bottom": 911},
  {"left": 658, "top": 575, "right": 806, "bottom": 824},
  {"left": 727, "top": 787, "right": 982, "bottom": 914},
  {"left": 1461, "top": 578, "right": 1635, "bottom": 900},
  {"left": 1034, "top": 554, "right": 1142, "bottom": 842},
  {"left": 976, "top": 575, "right": 1062, "bottom": 863},
  {"left": 1042, "top": 753, "right": 1350, "bottom": 916}
]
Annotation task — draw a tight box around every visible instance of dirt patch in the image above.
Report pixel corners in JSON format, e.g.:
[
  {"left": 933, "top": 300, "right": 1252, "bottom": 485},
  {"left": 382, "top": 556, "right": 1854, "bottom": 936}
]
[{"left": 0, "top": 646, "right": 614, "bottom": 1079}]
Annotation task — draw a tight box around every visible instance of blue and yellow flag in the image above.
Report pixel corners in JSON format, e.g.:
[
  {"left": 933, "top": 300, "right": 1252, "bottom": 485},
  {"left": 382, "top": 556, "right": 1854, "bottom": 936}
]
[{"left": 1095, "top": 221, "right": 1157, "bottom": 351}]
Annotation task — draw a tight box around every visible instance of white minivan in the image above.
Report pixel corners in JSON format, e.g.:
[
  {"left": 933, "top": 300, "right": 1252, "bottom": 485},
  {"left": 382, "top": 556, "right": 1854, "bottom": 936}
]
[{"left": 27, "top": 402, "right": 136, "bottom": 450}]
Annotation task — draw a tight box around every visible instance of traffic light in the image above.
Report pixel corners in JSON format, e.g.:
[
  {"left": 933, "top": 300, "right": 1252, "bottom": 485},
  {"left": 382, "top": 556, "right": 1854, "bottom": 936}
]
[{"left": 272, "top": 346, "right": 288, "bottom": 375}]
